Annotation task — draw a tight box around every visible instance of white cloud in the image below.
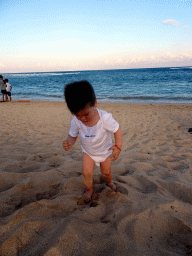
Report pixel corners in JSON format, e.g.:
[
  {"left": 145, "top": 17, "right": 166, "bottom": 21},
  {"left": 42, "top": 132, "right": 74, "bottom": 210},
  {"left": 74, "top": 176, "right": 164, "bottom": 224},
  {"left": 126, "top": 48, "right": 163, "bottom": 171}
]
[
  {"left": 162, "top": 19, "right": 180, "bottom": 28},
  {"left": 1, "top": 49, "right": 192, "bottom": 72}
]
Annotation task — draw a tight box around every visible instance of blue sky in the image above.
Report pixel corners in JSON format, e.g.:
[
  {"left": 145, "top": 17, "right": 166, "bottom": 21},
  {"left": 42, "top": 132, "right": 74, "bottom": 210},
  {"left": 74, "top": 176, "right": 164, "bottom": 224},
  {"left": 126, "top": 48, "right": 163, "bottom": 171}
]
[{"left": 0, "top": 0, "right": 191, "bottom": 73}]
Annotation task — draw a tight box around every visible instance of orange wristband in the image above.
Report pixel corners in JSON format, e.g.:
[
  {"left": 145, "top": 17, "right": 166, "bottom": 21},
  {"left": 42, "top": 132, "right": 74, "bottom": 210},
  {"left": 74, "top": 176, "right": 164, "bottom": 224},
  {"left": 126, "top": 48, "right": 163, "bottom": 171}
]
[{"left": 115, "top": 145, "right": 121, "bottom": 151}]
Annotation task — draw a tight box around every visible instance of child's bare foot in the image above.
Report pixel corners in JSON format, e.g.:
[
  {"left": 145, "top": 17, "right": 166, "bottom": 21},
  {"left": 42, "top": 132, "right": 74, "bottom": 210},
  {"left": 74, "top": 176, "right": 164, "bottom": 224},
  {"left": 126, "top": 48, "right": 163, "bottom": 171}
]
[
  {"left": 84, "top": 189, "right": 93, "bottom": 203},
  {"left": 106, "top": 181, "right": 117, "bottom": 192}
]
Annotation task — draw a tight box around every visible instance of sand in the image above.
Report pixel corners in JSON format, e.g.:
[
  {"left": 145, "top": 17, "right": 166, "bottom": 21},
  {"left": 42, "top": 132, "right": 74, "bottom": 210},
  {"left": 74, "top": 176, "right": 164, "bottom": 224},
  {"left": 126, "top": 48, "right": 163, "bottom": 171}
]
[{"left": 0, "top": 100, "right": 192, "bottom": 256}]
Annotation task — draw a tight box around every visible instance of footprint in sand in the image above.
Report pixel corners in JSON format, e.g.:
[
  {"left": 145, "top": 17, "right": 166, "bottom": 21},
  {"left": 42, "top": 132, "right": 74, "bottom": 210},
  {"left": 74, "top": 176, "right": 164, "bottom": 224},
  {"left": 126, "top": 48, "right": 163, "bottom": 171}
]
[
  {"left": 46, "top": 156, "right": 65, "bottom": 170},
  {"left": 117, "top": 175, "right": 158, "bottom": 194},
  {"left": 0, "top": 182, "right": 63, "bottom": 217},
  {"left": 158, "top": 180, "right": 192, "bottom": 205},
  {"left": 115, "top": 182, "right": 129, "bottom": 195},
  {"left": 36, "top": 183, "right": 62, "bottom": 201},
  {"left": 28, "top": 153, "right": 58, "bottom": 162},
  {"left": 131, "top": 153, "right": 152, "bottom": 161},
  {"left": 70, "top": 154, "right": 82, "bottom": 162},
  {"left": 3, "top": 161, "right": 43, "bottom": 173}
]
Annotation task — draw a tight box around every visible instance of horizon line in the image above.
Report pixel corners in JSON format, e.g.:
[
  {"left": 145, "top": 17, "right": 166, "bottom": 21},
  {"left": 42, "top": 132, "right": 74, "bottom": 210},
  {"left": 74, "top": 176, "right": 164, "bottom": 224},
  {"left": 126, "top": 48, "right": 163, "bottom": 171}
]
[{"left": 1, "top": 65, "right": 192, "bottom": 75}]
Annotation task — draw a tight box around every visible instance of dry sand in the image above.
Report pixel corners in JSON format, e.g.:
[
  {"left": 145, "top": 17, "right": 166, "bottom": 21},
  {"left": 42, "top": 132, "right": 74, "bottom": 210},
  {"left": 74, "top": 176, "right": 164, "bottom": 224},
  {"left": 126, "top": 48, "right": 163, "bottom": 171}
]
[{"left": 0, "top": 100, "right": 192, "bottom": 256}]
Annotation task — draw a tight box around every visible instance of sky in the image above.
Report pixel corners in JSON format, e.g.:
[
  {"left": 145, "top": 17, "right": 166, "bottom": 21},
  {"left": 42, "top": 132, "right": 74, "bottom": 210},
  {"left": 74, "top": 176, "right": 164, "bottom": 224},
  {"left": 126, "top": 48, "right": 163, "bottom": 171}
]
[{"left": 0, "top": 0, "right": 192, "bottom": 73}]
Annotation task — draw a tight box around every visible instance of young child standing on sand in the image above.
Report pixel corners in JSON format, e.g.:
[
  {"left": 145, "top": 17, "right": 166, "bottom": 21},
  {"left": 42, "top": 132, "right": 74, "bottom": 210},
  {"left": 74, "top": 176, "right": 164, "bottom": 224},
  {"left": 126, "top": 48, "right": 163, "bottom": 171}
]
[{"left": 63, "top": 80, "right": 122, "bottom": 202}]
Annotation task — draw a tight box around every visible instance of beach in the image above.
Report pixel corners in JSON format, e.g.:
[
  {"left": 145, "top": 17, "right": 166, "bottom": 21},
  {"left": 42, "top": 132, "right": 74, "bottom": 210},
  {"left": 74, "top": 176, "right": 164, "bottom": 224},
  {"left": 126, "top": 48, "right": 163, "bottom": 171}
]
[{"left": 0, "top": 100, "right": 192, "bottom": 255}]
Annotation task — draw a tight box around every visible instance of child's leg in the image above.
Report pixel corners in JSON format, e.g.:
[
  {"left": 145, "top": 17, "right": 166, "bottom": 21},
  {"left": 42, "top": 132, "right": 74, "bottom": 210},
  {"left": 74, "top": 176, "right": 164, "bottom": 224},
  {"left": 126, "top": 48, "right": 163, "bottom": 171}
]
[
  {"left": 82, "top": 153, "right": 95, "bottom": 196},
  {"left": 100, "top": 156, "right": 112, "bottom": 183},
  {"left": 100, "top": 156, "right": 117, "bottom": 191}
]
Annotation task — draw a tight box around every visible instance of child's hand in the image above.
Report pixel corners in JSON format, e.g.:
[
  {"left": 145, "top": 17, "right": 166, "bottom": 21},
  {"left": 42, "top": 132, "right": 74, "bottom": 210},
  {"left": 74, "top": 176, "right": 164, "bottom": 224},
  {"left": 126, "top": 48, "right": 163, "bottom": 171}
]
[
  {"left": 63, "top": 140, "right": 72, "bottom": 151},
  {"left": 108, "top": 145, "right": 121, "bottom": 161}
]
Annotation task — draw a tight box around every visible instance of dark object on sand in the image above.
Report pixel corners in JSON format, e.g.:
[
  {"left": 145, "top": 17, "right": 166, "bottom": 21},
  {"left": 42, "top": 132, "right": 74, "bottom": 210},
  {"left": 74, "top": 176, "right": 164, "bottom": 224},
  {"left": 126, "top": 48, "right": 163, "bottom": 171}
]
[{"left": 188, "top": 128, "right": 192, "bottom": 134}]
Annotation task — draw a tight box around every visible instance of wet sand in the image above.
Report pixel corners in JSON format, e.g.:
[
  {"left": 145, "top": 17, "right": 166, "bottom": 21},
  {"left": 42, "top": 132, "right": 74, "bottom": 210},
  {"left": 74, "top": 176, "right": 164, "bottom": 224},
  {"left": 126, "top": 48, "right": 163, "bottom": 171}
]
[{"left": 0, "top": 101, "right": 192, "bottom": 256}]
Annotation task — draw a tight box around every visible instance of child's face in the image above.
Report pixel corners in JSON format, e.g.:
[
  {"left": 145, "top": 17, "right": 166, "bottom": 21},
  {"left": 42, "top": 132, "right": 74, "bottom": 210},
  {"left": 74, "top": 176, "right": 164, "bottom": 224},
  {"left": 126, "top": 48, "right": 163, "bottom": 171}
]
[{"left": 75, "top": 103, "right": 97, "bottom": 124}]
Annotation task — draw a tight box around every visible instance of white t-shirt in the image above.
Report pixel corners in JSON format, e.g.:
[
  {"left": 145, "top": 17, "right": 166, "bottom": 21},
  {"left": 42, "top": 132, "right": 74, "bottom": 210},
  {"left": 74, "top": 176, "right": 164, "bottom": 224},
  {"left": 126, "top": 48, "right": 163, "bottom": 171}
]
[
  {"left": 69, "top": 109, "right": 119, "bottom": 156},
  {"left": 6, "top": 83, "right": 11, "bottom": 92}
]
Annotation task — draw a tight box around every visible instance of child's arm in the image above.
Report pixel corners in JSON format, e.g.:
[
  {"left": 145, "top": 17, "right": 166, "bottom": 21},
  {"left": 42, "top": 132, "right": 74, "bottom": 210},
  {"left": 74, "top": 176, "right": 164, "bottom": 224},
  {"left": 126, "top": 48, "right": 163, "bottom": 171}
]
[
  {"left": 109, "top": 127, "right": 122, "bottom": 161},
  {"left": 63, "top": 134, "right": 77, "bottom": 151}
]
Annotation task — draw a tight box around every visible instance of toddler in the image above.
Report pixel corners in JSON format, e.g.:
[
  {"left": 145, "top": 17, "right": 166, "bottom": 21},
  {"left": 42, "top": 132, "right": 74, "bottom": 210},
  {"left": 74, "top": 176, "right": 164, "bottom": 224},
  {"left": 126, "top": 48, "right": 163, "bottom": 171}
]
[{"left": 63, "top": 80, "right": 122, "bottom": 202}]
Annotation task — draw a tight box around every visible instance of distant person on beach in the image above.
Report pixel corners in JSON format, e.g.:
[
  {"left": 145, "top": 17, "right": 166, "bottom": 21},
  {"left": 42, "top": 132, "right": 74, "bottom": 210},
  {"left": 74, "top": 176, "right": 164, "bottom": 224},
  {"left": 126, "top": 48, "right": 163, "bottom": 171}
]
[
  {"left": 0, "top": 75, "right": 7, "bottom": 102},
  {"left": 5, "top": 79, "right": 12, "bottom": 102},
  {"left": 63, "top": 80, "right": 122, "bottom": 202}
]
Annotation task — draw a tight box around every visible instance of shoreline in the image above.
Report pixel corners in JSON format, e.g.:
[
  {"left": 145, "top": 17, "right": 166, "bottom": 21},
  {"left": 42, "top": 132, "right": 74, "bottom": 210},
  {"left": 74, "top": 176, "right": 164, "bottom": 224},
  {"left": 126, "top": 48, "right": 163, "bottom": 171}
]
[
  {"left": 0, "top": 101, "right": 192, "bottom": 255},
  {"left": 1, "top": 99, "right": 192, "bottom": 106}
]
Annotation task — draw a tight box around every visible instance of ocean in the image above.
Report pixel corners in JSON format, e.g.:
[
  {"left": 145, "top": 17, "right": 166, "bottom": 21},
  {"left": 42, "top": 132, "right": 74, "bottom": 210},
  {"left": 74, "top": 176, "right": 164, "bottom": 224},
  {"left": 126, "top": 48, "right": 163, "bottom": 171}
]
[{"left": 2, "top": 67, "right": 192, "bottom": 104}]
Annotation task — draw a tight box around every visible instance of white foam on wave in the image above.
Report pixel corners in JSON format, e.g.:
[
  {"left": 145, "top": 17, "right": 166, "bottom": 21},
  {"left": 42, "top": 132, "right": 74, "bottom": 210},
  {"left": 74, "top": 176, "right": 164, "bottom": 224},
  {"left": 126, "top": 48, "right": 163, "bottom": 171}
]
[{"left": 10, "top": 72, "right": 80, "bottom": 77}]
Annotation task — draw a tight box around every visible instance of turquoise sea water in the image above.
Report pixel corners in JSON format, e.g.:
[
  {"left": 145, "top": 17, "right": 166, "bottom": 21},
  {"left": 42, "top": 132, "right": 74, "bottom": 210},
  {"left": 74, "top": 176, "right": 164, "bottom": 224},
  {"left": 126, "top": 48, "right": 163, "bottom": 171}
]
[{"left": 2, "top": 67, "right": 192, "bottom": 104}]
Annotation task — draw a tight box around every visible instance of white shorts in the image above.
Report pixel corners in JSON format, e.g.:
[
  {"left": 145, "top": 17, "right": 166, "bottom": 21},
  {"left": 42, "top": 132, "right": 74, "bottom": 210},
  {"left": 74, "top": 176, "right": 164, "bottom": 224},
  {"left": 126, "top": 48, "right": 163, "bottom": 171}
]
[{"left": 83, "top": 150, "right": 112, "bottom": 166}]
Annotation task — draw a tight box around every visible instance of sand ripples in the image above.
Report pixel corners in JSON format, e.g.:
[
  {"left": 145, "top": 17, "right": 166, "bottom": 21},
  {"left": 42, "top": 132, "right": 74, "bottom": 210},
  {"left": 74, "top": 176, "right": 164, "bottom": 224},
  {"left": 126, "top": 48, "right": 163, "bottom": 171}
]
[{"left": 0, "top": 102, "right": 192, "bottom": 255}]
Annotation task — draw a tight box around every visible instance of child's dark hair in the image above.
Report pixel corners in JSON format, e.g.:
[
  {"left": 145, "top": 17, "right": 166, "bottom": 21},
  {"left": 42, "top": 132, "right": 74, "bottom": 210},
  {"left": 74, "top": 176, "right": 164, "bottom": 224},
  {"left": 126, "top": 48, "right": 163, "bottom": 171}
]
[
  {"left": 5, "top": 79, "right": 8, "bottom": 83},
  {"left": 64, "top": 80, "right": 96, "bottom": 114}
]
